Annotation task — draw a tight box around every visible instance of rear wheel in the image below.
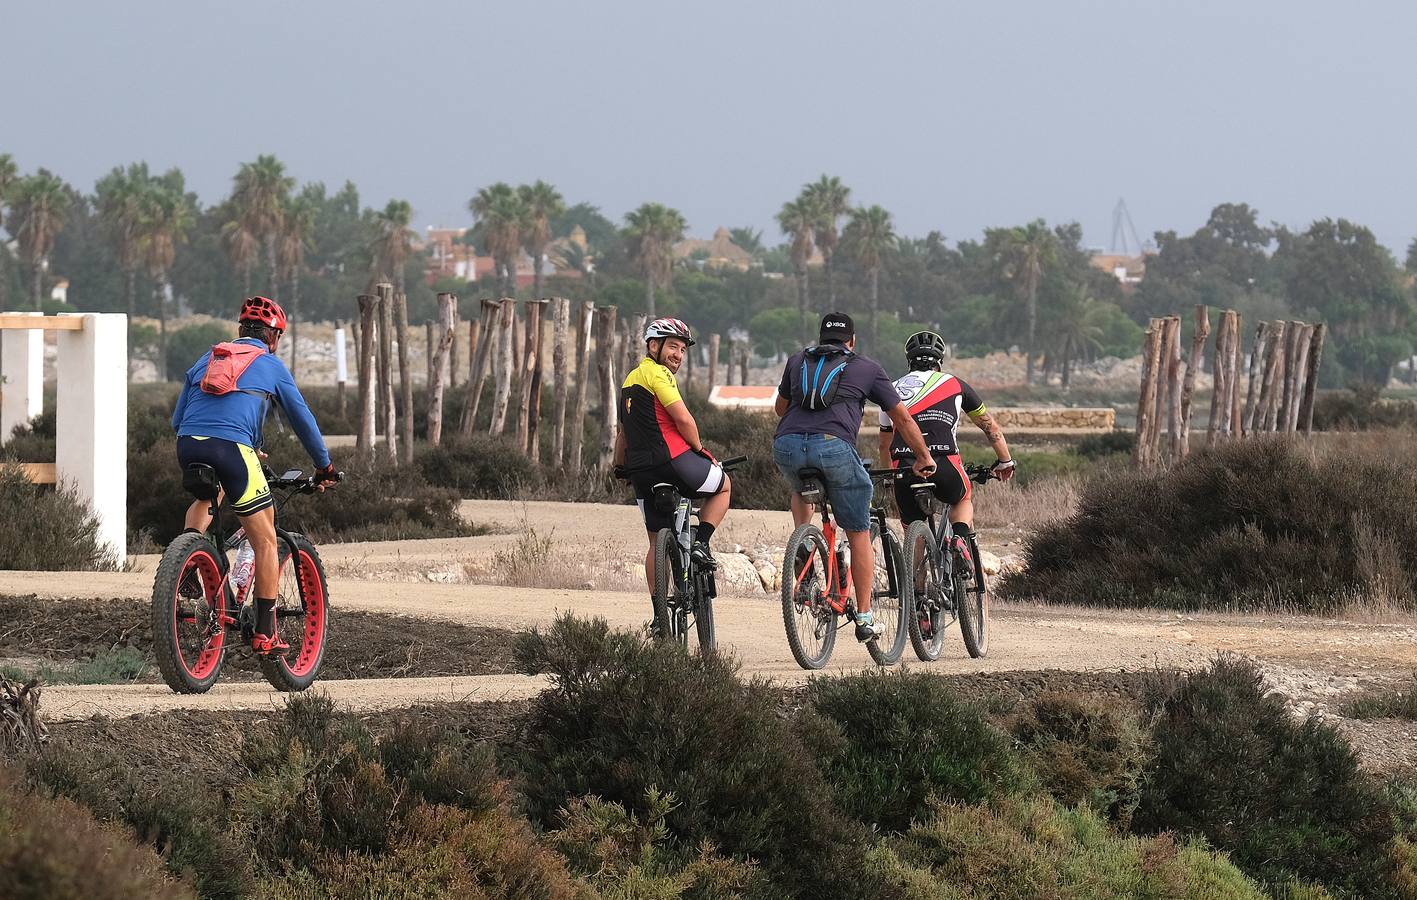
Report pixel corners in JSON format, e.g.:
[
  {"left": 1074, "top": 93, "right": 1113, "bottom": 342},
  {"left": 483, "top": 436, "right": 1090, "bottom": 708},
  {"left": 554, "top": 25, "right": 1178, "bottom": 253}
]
[
  {"left": 781, "top": 524, "right": 837, "bottom": 670},
  {"left": 904, "top": 521, "right": 947, "bottom": 662},
  {"left": 865, "top": 522, "right": 907, "bottom": 666},
  {"left": 957, "top": 535, "right": 989, "bottom": 658},
  {"left": 152, "top": 532, "right": 229, "bottom": 694},
  {"left": 652, "top": 528, "right": 685, "bottom": 645},
  {"left": 258, "top": 533, "right": 330, "bottom": 691}
]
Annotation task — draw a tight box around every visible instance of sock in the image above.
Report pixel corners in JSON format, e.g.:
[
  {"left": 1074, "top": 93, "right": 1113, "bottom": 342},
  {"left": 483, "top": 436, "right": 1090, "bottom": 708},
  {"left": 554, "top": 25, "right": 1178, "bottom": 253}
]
[
  {"left": 952, "top": 521, "right": 972, "bottom": 540},
  {"left": 255, "top": 598, "right": 277, "bottom": 636},
  {"left": 696, "top": 523, "right": 716, "bottom": 546},
  {"left": 856, "top": 610, "right": 874, "bottom": 623},
  {"left": 182, "top": 527, "right": 203, "bottom": 535}
]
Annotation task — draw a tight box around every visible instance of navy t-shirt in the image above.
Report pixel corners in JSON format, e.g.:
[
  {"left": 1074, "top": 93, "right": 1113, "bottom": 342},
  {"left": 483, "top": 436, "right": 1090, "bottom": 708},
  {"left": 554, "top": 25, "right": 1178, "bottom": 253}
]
[{"left": 775, "top": 343, "right": 902, "bottom": 444}]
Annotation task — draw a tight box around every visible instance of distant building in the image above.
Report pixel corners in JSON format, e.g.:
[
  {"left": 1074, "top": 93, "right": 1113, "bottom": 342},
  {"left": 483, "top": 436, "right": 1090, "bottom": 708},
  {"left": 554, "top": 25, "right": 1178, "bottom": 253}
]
[
  {"left": 673, "top": 227, "right": 754, "bottom": 272},
  {"left": 424, "top": 227, "right": 478, "bottom": 282},
  {"left": 1089, "top": 252, "right": 1150, "bottom": 285},
  {"left": 49, "top": 279, "right": 69, "bottom": 305}
]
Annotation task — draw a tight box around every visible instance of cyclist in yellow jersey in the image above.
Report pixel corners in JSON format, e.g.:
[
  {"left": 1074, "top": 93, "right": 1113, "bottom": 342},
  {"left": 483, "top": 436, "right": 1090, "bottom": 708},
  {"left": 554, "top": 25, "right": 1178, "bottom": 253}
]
[{"left": 613, "top": 318, "right": 732, "bottom": 618}]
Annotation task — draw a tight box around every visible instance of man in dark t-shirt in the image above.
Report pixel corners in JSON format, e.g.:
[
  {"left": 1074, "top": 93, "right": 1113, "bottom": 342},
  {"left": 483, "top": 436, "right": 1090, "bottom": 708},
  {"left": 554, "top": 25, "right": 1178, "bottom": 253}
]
[{"left": 772, "top": 312, "right": 937, "bottom": 641}]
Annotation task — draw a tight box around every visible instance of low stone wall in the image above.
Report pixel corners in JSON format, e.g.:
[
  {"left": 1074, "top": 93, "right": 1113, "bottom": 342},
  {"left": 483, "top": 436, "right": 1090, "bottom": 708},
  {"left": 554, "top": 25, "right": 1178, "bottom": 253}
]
[{"left": 990, "top": 407, "right": 1115, "bottom": 430}]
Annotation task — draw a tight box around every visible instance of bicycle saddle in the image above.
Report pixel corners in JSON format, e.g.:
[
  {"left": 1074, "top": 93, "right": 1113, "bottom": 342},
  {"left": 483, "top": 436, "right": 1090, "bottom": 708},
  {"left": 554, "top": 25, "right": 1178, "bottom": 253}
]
[
  {"left": 182, "top": 463, "right": 221, "bottom": 501},
  {"left": 796, "top": 468, "right": 825, "bottom": 504}
]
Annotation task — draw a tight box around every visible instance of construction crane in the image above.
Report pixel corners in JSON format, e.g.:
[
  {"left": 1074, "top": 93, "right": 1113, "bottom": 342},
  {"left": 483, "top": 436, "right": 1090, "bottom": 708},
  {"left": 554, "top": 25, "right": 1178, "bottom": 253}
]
[{"left": 1109, "top": 198, "right": 1146, "bottom": 256}]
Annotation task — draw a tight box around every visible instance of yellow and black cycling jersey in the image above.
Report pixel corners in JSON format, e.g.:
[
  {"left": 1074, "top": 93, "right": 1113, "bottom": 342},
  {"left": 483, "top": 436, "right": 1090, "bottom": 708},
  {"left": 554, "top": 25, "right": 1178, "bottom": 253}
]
[{"left": 620, "top": 356, "right": 691, "bottom": 469}]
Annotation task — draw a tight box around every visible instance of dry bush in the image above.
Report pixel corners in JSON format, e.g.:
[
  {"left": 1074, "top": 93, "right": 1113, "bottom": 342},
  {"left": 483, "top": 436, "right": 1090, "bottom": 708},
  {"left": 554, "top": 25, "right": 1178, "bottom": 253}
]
[{"left": 972, "top": 476, "right": 1080, "bottom": 533}]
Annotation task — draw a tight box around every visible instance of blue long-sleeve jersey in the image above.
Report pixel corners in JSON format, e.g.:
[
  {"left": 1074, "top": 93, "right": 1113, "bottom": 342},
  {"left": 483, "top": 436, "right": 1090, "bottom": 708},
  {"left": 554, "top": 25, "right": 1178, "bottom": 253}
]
[{"left": 171, "top": 338, "right": 332, "bottom": 469}]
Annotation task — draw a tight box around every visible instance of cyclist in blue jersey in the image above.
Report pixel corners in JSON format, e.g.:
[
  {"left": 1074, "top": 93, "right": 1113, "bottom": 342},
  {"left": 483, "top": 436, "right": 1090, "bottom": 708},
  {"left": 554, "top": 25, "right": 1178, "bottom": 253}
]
[{"left": 171, "top": 297, "right": 339, "bottom": 655}]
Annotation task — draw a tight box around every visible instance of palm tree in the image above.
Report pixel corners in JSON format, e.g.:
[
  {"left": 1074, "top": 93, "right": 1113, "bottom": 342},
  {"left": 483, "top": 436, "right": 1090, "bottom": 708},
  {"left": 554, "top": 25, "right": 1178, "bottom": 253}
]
[
  {"left": 550, "top": 240, "right": 595, "bottom": 288},
  {"left": 0, "top": 154, "right": 18, "bottom": 310},
  {"left": 470, "top": 183, "right": 526, "bottom": 297},
  {"left": 138, "top": 177, "right": 194, "bottom": 379},
  {"left": 776, "top": 198, "right": 815, "bottom": 339},
  {"left": 230, "top": 155, "right": 293, "bottom": 295},
  {"left": 518, "top": 181, "right": 565, "bottom": 300},
  {"left": 1050, "top": 286, "right": 1107, "bottom": 391},
  {"left": 277, "top": 192, "right": 316, "bottom": 376},
  {"left": 623, "top": 203, "right": 687, "bottom": 317},
  {"left": 842, "top": 205, "right": 896, "bottom": 348},
  {"left": 729, "top": 226, "right": 764, "bottom": 259},
  {"left": 221, "top": 216, "right": 260, "bottom": 296},
  {"left": 804, "top": 175, "right": 850, "bottom": 305},
  {"left": 995, "top": 220, "right": 1058, "bottom": 385},
  {"left": 4, "top": 170, "right": 71, "bottom": 309},
  {"left": 371, "top": 199, "right": 416, "bottom": 294},
  {"left": 95, "top": 162, "right": 152, "bottom": 320}
]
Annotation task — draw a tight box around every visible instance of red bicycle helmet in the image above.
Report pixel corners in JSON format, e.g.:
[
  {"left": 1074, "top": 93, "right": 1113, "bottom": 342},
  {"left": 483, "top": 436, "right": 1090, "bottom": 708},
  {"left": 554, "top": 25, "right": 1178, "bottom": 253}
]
[{"left": 239, "top": 296, "right": 287, "bottom": 331}]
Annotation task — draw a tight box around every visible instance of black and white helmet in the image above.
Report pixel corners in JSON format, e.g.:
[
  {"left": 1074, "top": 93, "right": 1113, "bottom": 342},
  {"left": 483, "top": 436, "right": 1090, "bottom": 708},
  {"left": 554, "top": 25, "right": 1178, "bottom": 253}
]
[
  {"left": 905, "top": 330, "right": 947, "bottom": 365},
  {"left": 645, "top": 317, "right": 694, "bottom": 347}
]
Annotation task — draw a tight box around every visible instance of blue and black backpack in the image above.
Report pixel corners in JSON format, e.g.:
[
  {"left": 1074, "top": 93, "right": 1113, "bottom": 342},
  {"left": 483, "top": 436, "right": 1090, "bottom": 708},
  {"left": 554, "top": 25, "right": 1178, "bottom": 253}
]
[{"left": 798, "top": 344, "right": 855, "bottom": 411}]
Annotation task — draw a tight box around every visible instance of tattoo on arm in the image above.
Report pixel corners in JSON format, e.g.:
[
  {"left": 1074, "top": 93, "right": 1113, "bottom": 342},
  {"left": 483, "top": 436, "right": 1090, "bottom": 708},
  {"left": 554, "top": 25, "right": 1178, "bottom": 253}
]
[{"left": 975, "top": 413, "right": 1004, "bottom": 443}]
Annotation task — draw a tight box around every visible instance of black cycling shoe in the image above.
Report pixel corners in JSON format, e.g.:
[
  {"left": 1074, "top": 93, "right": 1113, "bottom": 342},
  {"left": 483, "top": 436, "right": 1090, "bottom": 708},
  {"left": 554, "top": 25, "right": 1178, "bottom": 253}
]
[{"left": 690, "top": 541, "right": 717, "bottom": 570}]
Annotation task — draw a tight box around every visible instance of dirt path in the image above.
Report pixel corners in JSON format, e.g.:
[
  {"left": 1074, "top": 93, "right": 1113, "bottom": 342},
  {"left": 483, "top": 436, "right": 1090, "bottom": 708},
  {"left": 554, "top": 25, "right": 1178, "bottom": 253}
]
[{"left": 4, "top": 500, "right": 1414, "bottom": 758}]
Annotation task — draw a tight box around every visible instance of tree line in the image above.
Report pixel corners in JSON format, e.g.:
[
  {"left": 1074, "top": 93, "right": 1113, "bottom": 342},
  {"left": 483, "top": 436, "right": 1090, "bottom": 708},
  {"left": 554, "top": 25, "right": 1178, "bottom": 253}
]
[{"left": 3, "top": 151, "right": 1416, "bottom": 388}]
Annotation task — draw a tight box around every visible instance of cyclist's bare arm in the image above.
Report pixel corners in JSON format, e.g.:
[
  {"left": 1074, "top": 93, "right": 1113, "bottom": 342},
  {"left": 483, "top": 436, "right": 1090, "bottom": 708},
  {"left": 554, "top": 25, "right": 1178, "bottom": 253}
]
[
  {"left": 774, "top": 393, "right": 790, "bottom": 417},
  {"left": 877, "top": 426, "right": 893, "bottom": 465},
  {"left": 969, "top": 409, "right": 1014, "bottom": 479},
  {"left": 884, "top": 405, "right": 936, "bottom": 475},
  {"left": 613, "top": 426, "right": 627, "bottom": 468},
  {"left": 665, "top": 400, "right": 707, "bottom": 453}
]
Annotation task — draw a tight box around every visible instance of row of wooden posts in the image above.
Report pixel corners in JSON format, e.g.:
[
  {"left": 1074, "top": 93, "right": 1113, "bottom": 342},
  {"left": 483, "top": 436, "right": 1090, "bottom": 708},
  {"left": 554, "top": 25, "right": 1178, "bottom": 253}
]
[
  {"left": 344, "top": 285, "right": 755, "bottom": 471},
  {"left": 1135, "top": 305, "right": 1327, "bottom": 467}
]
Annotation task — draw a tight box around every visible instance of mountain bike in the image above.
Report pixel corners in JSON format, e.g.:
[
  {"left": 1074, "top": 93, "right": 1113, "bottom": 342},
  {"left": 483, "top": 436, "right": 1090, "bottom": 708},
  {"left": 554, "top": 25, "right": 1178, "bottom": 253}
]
[
  {"left": 151, "top": 464, "right": 335, "bottom": 694},
  {"left": 902, "top": 463, "right": 999, "bottom": 661},
  {"left": 650, "top": 455, "right": 748, "bottom": 652},
  {"left": 780, "top": 466, "right": 907, "bottom": 669}
]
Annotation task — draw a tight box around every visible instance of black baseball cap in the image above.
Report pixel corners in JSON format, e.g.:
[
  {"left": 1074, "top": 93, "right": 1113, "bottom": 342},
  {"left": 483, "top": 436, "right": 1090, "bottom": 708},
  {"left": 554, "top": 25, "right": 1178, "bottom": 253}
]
[{"left": 819, "top": 312, "right": 854, "bottom": 343}]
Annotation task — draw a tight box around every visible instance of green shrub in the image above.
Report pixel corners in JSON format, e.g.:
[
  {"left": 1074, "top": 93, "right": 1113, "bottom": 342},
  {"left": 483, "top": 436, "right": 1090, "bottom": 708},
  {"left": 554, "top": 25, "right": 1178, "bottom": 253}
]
[
  {"left": 0, "top": 767, "right": 193, "bottom": 900},
  {"left": 874, "top": 796, "right": 1269, "bottom": 899},
  {"left": 0, "top": 468, "right": 117, "bottom": 570},
  {"left": 416, "top": 434, "right": 543, "bottom": 498},
  {"left": 513, "top": 614, "right": 877, "bottom": 895},
  {"left": 1075, "top": 428, "right": 1137, "bottom": 459},
  {"left": 679, "top": 397, "right": 789, "bottom": 510},
  {"left": 1, "top": 409, "right": 55, "bottom": 463},
  {"left": 805, "top": 670, "right": 1027, "bottom": 832},
  {"left": 282, "top": 447, "right": 474, "bottom": 542},
  {"left": 164, "top": 321, "right": 235, "bottom": 378},
  {"left": 1008, "top": 690, "right": 1154, "bottom": 827},
  {"left": 1004, "top": 438, "right": 1417, "bottom": 611},
  {"left": 1134, "top": 655, "right": 1399, "bottom": 896},
  {"left": 1343, "top": 681, "right": 1417, "bottom": 720},
  {"left": 1311, "top": 387, "right": 1417, "bottom": 431}
]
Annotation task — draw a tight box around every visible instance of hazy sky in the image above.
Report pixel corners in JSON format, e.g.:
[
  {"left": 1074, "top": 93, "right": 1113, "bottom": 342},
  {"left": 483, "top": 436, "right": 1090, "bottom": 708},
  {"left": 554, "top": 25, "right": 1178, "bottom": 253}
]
[{"left": 5, "top": 0, "right": 1416, "bottom": 254}]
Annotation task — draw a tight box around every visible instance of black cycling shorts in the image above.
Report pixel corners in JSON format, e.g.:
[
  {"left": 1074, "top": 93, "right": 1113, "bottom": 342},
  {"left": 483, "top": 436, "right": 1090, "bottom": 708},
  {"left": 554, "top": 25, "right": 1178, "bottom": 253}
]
[
  {"left": 177, "top": 435, "right": 273, "bottom": 517},
  {"left": 630, "top": 451, "right": 726, "bottom": 532},
  {"left": 893, "top": 454, "right": 969, "bottom": 525}
]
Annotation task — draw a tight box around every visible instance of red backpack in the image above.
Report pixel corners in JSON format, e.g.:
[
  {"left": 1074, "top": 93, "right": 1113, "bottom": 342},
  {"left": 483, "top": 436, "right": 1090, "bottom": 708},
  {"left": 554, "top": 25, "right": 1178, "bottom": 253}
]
[{"left": 199, "top": 342, "right": 266, "bottom": 395}]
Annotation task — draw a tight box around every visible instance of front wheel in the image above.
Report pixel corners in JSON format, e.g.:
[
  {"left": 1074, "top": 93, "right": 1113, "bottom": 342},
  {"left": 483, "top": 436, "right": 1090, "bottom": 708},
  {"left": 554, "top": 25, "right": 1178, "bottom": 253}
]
[
  {"left": 694, "top": 572, "right": 716, "bottom": 653},
  {"left": 258, "top": 533, "right": 330, "bottom": 691},
  {"left": 957, "top": 535, "right": 989, "bottom": 659},
  {"left": 152, "top": 532, "right": 230, "bottom": 694},
  {"left": 904, "top": 521, "right": 947, "bottom": 663},
  {"left": 652, "top": 528, "right": 683, "bottom": 645},
  {"left": 865, "top": 522, "right": 908, "bottom": 666},
  {"left": 781, "top": 524, "right": 837, "bottom": 670}
]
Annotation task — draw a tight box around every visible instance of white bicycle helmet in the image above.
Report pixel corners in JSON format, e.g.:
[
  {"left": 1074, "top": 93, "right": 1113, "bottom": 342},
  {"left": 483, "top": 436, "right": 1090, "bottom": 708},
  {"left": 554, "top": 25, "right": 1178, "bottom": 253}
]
[{"left": 644, "top": 317, "right": 695, "bottom": 347}]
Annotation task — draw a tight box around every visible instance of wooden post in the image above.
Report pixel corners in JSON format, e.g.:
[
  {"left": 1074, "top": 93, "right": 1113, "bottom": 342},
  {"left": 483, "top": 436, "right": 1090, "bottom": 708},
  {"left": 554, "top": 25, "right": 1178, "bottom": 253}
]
[
  {"left": 1157, "top": 317, "right": 1179, "bottom": 462},
  {"left": 351, "top": 316, "right": 362, "bottom": 382},
  {"left": 1205, "top": 310, "right": 1229, "bottom": 446},
  {"left": 568, "top": 301, "right": 595, "bottom": 471},
  {"left": 1276, "top": 321, "right": 1300, "bottom": 431},
  {"left": 512, "top": 304, "right": 526, "bottom": 376},
  {"left": 449, "top": 308, "right": 461, "bottom": 387},
  {"left": 356, "top": 294, "right": 378, "bottom": 461},
  {"left": 1300, "top": 323, "right": 1326, "bottom": 434},
  {"left": 551, "top": 298, "right": 570, "bottom": 467},
  {"left": 681, "top": 337, "right": 694, "bottom": 390},
  {"left": 428, "top": 293, "right": 456, "bottom": 446},
  {"left": 1242, "top": 321, "right": 1269, "bottom": 436},
  {"left": 425, "top": 320, "right": 436, "bottom": 386},
  {"left": 1134, "top": 318, "right": 1162, "bottom": 468},
  {"left": 1180, "top": 306, "right": 1209, "bottom": 457},
  {"left": 1260, "top": 320, "right": 1288, "bottom": 433},
  {"left": 625, "top": 314, "right": 647, "bottom": 378},
  {"left": 376, "top": 283, "right": 399, "bottom": 464},
  {"left": 1148, "top": 318, "right": 1172, "bottom": 465},
  {"left": 1229, "top": 313, "right": 1244, "bottom": 439},
  {"left": 595, "top": 305, "right": 619, "bottom": 471},
  {"left": 1287, "top": 323, "right": 1314, "bottom": 433},
  {"left": 523, "top": 299, "right": 549, "bottom": 457},
  {"left": 739, "top": 340, "right": 751, "bottom": 386},
  {"left": 707, "top": 333, "right": 721, "bottom": 390},
  {"left": 396, "top": 291, "right": 413, "bottom": 465},
  {"left": 490, "top": 298, "right": 516, "bottom": 436},
  {"left": 459, "top": 299, "right": 496, "bottom": 436}
]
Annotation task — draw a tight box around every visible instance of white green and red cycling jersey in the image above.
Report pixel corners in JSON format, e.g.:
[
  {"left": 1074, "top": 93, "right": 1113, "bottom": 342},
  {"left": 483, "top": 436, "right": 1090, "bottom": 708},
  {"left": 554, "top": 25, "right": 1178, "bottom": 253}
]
[{"left": 878, "top": 370, "right": 986, "bottom": 462}]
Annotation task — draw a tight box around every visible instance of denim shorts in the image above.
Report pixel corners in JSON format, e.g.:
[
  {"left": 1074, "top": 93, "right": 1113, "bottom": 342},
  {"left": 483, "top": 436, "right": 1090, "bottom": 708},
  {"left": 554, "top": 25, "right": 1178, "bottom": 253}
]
[{"left": 772, "top": 433, "right": 873, "bottom": 532}]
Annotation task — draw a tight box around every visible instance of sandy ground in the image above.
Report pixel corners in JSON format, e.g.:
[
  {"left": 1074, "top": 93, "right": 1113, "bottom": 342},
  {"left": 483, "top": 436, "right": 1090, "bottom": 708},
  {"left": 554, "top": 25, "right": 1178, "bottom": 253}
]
[{"left": 4, "top": 497, "right": 1415, "bottom": 761}]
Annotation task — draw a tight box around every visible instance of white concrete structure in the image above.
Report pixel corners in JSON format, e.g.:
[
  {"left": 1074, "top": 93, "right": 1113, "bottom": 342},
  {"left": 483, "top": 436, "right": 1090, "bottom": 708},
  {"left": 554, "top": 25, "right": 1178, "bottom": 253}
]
[
  {"left": 335, "top": 327, "right": 348, "bottom": 385},
  {"left": 0, "top": 311, "right": 44, "bottom": 439},
  {"left": 56, "top": 314, "right": 128, "bottom": 565}
]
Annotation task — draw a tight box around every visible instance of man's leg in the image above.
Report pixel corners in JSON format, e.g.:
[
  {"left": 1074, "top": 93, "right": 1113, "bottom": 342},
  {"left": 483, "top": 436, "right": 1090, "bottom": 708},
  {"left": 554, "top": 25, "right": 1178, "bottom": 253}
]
[
  {"left": 183, "top": 490, "right": 224, "bottom": 532},
  {"left": 847, "top": 528, "right": 875, "bottom": 614},
  {"left": 948, "top": 495, "right": 974, "bottom": 530},
  {"left": 789, "top": 492, "right": 813, "bottom": 526},
  {"left": 698, "top": 476, "right": 731, "bottom": 528},
  {"left": 239, "top": 506, "right": 281, "bottom": 642},
  {"left": 644, "top": 531, "right": 657, "bottom": 595}
]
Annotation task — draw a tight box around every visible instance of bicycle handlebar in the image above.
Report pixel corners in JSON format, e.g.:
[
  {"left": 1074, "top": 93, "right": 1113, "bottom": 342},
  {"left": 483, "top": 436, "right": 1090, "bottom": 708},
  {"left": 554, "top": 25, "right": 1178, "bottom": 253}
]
[
  {"left": 719, "top": 455, "right": 748, "bottom": 472},
  {"left": 265, "top": 468, "right": 344, "bottom": 494}
]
